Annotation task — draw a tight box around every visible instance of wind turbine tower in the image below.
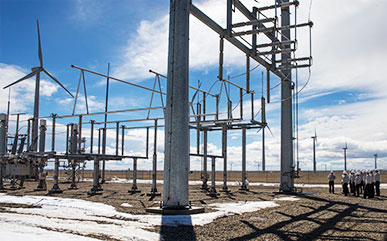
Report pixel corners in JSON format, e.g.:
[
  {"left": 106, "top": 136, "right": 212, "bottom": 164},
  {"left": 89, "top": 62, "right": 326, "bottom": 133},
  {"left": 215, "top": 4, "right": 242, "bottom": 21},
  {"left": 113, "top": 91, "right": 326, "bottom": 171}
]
[
  {"left": 374, "top": 154, "right": 377, "bottom": 169},
  {"left": 311, "top": 130, "right": 317, "bottom": 173},
  {"left": 343, "top": 143, "right": 348, "bottom": 171},
  {"left": 3, "top": 20, "right": 73, "bottom": 151}
]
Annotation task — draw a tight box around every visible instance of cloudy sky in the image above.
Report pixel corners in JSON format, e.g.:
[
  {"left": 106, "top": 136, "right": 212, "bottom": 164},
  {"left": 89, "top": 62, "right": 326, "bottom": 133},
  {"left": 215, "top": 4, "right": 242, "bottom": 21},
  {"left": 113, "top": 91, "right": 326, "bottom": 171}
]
[{"left": 0, "top": 0, "right": 386, "bottom": 172}]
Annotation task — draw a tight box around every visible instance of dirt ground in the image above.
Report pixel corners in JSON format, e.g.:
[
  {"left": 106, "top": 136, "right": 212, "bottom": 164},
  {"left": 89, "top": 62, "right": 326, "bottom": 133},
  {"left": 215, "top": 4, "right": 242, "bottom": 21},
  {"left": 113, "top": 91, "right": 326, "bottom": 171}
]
[{"left": 1, "top": 178, "right": 386, "bottom": 241}]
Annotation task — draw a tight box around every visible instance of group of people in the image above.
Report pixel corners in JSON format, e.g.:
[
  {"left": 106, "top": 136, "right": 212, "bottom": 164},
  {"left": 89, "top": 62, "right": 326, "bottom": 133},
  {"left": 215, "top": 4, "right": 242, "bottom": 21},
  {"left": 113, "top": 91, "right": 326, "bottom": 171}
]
[{"left": 327, "top": 170, "right": 381, "bottom": 198}]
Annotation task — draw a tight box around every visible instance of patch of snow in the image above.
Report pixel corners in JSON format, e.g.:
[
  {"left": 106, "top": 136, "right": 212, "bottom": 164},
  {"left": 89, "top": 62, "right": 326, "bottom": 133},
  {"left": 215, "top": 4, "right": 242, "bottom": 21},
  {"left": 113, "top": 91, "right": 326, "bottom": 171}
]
[
  {"left": 273, "top": 196, "right": 300, "bottom": 201},
  {"left": 120, "top": 203, "right": 132, "bottom": 207},
  {"left": 0, "top": 192, "right": 299, "bottom": 240}
]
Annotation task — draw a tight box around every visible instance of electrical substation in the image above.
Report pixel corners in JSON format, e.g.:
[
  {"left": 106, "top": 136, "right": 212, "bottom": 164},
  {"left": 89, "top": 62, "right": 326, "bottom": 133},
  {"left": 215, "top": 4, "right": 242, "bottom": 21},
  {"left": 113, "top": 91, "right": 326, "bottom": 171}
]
[{"left": 0, "top": 0, "right": 312, "bottom": 214}]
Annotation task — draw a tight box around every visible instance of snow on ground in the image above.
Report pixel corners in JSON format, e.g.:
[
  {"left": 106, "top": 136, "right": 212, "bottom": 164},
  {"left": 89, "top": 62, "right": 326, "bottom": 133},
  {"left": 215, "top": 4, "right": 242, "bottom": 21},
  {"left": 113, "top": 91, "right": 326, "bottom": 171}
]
[{"left": 0, "top": 193, "right": 298, "bottom": 241}]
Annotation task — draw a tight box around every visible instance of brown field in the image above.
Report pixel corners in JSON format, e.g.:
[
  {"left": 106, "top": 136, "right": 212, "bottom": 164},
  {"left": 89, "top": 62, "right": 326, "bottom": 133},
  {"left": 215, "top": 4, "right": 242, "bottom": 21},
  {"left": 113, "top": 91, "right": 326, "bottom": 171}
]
[
  {"left": 52, "top": 169, "right": 387, "bottom": 185},
  {"left": 1, "top": 178, "right": 386, "bottom": 241}
]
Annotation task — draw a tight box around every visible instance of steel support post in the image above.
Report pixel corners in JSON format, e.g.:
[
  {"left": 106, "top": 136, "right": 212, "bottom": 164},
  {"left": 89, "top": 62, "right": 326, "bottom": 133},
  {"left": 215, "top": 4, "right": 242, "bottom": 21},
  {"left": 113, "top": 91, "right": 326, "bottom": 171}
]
[
  {"left": 27, "top": 119, "right": 31, "bottom": 151},
  {"left": 221, "top": 125, "right": 229, "bottom": 192},
  {"left": 240, "top": 89, "right": 243, "bottom": 119},
  {"left": 148, "top": 119, "right": 160, "bottom": 196},
  {"left": 116, "top": 122, "right": 119, "bottom": 156},
  {"left": 69, "top": 124, "right": 78, "bottom": 190},
  {"left": 49, "top": 158, "right": 63, "bottom": 194},
  {"left": 201, "top": 129, "right": 208, "bottom": 190},
  {"left": 121, "top": 125, "right": 125, "bottom": 155},
  {"left": 163, "top": 0, "right": 190, "bottom": 209},
  {"left": 129, "top": 158, "right": 140, "bottom": 193},
  {"left": 312, "top": 137, "right": 316, "bottom": 173},
  {"left": 0, "top": 114, "right": 7, "bottom": 192},
  {"left": 251, "top": 93, "right": 254, "bottom": 120},
  {"left": 101, "top": 128, "right": 106, "bottom": 184},
  {"left": 51, "top": 114, "right": 56, "bottom": 152},
  {"left": 88, "top": 156, "right": 102, "bottom": 195},
  {"left": 209, "top": 156, "right": 217, "bottom": 195},
  {"left": 90, "top": 120, "right": 94, "bottom": 153},
  {"left": 240, "top": 127, "right": 248, "bottom": 190},
  {"left": 246, "top": 55, "right": 250, "bottom": 92},
  {"left": 280, "top": 0, "right": 295, "bottom": 192},
  {"left": 11, "top": 114, "right": 19, "bottom": 154},
  {"left": 261, "top": 97, "right": 266, "bottom": 171}
]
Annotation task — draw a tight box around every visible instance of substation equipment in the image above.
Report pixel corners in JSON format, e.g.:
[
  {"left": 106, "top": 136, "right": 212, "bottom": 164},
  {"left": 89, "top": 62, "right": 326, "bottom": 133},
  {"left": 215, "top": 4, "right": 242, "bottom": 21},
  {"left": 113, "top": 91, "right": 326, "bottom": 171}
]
[{"left": 0, "top": 0, "right": 312, "bottom": 214}]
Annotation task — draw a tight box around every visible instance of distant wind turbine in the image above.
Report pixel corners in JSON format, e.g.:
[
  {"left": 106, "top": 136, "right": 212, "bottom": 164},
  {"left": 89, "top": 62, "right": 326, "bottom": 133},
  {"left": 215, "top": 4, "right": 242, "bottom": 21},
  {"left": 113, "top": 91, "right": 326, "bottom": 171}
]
[
  {"left": 3, "top": 20, "right": 74, "bottom": 151},
  {"left": 311, "top": 129, "right": 317, "bottom": 173},
  {"left": 343, "top": 142, "right": 348, "bottom": 171}
]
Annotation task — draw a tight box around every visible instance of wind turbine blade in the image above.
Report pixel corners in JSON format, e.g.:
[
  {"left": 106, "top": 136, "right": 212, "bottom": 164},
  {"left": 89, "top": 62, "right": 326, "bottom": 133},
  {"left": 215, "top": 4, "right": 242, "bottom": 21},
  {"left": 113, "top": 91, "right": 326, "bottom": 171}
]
[
  {"left": 37, "top": 20, "right": 43, "bottom": 67},
  {"left": 3, "top": 68, "right": 41, "bottom": 89},
  {"left": 42, "top": 69, "right": 74, "bottom": 98},
  {"left": 267, "top": 125, "right": 274, "bottom": 138}
]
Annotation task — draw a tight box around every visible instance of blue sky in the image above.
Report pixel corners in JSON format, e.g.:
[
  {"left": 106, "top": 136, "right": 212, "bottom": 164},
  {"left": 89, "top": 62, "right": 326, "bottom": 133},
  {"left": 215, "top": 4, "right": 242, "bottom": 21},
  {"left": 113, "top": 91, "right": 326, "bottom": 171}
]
[{"left": 0, "top": 0, "right": 386, "bottom": 172}]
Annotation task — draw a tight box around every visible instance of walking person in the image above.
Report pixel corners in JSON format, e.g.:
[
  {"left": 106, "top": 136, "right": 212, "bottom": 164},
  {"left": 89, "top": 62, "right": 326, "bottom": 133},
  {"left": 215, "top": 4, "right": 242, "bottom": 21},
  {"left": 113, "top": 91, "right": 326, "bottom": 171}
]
[
  {"left": 374, "top": 170, "right": 381, "bottom": 196},
  {"left": 360, "top": 170, "right": 365, "bottom": 195},
  {"left": 364, "top": 171, "right": 372, "bottom": 199},
  {"left": 370, "top": 170, "right": 375, "bottom": 198},
  {"left": 349, "top": 171, "right": 355, "bottom": 196},
  {"left": 341, "top": 171, "right": 349, "bottom": 196},
  {"left": 355, "top": 172, "right": 362, "bottom": 197},
  {"left": 328, "top": 171, "right": 336, "bottom": 194}
]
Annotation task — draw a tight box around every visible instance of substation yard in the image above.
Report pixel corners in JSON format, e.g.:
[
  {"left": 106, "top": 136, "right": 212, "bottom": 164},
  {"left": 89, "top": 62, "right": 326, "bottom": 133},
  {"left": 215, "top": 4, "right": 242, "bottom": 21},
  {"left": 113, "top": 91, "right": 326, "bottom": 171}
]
[{"left": 1, "top": 179, "right": 386, "bottom": 241}]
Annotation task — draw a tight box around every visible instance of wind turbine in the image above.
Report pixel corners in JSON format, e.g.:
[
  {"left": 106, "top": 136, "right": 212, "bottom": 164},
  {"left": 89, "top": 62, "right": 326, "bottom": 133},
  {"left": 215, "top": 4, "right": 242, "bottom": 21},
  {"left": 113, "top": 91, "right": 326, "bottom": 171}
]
[
  {"left": 3, "top": 20, "right": 74, "bottom": 151},
  {"left": 311, "top": 129, "right": 317, "bottom": 173}
]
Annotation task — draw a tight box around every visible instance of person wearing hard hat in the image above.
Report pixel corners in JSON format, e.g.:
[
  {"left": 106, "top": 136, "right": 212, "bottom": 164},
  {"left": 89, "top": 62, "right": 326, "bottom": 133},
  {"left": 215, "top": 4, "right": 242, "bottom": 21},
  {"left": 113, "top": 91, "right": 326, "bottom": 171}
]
[
  {"left": 349, "top": 171, "right": 356, "bottom": 196},
  {"left": 328, "top": 171, "right": 336, "bottom": 194},
  {"left": 364, "top": 171, "right": 372, "bottom": 199},
  {"left": 374, "top": 170, "right": 381, "bottom": 196},
  {"left": 341, "top": 171, "right": 349, "bottom": 196},
  {"left": 355, "top": 171, "right": 362, "bottom": 197}
]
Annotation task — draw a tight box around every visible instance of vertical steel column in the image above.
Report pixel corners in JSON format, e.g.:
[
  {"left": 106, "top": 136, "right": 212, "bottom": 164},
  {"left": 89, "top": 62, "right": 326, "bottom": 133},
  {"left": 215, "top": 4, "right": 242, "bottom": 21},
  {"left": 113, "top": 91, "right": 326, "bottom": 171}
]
[
  {"left": 240, "top": 89, "right": 243, "bottom": 119},
  {"left": 312, "top": 136, "right": 316, "bottom": 173},
  {"left": 280, "top": 0, "right": 295, "bottom": 192},
  {"left": 216, "top": 95, "right": 220, "bottom": 120},
  {"left": 0, "top": 114, "right": 7, "bottom": 191},
  {"left": 116, "top": 122, "right": 119, "bottom": 156},
  {"left": 69, "top": 124, "right": 78, "bottom": 190},
  {"left": 65, "top": 124, "right": 69, "bottom": 154},
  {"left": 101, "top": 127, "right": 106, "bottom": 183},
  {"left": 130, "top": 158, "right": 139, "bottom": 193},
  {"left": 202, "top": 92, "right": 206, "bottom": 121},
  {"left": 196, "top": 103, "right": 201, "bottom": 154},
  {"left": 163, "top": 0, "right": 190, "bottom": 209},
  {"left": 51, "top": 114, "right": 56, "bottom": 152},
  {"left": 241, "top": 126, "right": 248, "bottom": 190},
  {"left": 90, "top": 120, "right": 94, "bottom": 153},
  {"left": 226, "top": 0, "right": 232, "bottom": 38},
  {"left": 35, "top": 119, "right": 47, "bottom": 191},
  {"left": 121, "top": 125, "right": 125, "bottom": 156},
  {"left": 219, "top": 36, "right": 224, "bottom": 81},
  {"left": 252, "top": 7, "right": 258, "bottom": 51},
  {"left": 98, "top": 129, "right": 101, "bottom": 154},
  {"left": 221, "top": 125, "right": 228, "bottom": 192},
  {"left": 201, "top": 129, "right": 208, "bottom": 190},
  {"left": 148, "top": 119, "right": 159, "bottom": 195},
  {"left": 88, "top": 156, "right": 102, "bottom": 195},
  {"left": 261, "top": 97, "right": 266, "bottom": 171},
  {"left": 49, "top": 158, "right": 63, "bottom": 194},
  {"left": 246, "top": 55, "right": 250, "bottom": 92},
  {"left": 251, "top": 93, "right": 254, "bottom": 120},
  {"left": 146, "top": 127, "right": 149, "bottom": 158},
  {"left": 209, "top": 156, "right": 217, "bottom": 195}
]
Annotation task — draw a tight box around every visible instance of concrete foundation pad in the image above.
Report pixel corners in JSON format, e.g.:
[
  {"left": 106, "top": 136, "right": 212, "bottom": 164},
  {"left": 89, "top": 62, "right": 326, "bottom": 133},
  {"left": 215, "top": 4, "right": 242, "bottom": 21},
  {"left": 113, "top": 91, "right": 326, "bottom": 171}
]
[
  {"left": 48, "top": 189, "right": 63, "bottom": 194},
  {"left": 128, "top": 190, "right": 141, "bottom": 194},
  {"left": 146, "top": 206, "right": 205, "bottom": 215},
  {"left": 146, "top": 192, "right": 161, "bottom": 196}
]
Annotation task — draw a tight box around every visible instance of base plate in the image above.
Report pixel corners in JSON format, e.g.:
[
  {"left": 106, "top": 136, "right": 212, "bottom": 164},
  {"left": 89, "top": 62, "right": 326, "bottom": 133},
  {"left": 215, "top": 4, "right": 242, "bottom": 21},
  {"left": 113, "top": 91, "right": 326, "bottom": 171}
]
[{"left": 146, "top": 206, "right": 205, "bottom": 215}]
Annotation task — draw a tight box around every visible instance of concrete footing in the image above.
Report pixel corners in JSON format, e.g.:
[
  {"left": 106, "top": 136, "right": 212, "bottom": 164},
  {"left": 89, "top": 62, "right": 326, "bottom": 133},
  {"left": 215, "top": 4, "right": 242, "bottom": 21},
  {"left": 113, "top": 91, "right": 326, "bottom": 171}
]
[{"left": 146, "top": 206, "right": 205, "bottom": 215}]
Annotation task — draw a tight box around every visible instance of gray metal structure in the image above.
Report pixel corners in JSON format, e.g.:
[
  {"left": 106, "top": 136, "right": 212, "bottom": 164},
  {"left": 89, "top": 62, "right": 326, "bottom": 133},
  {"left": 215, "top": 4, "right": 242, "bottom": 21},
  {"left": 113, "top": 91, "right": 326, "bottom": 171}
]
[{"left": 343, "top": 143, "right": 348, "bottom": 171}]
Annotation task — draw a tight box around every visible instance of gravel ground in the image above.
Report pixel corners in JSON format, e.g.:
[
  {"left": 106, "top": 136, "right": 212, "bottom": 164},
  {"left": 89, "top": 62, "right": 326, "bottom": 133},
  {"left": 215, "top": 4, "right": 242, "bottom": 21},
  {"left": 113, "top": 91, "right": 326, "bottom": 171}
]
[{"left": 1, "top": 180, "right": 386, "bottom": 241}]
